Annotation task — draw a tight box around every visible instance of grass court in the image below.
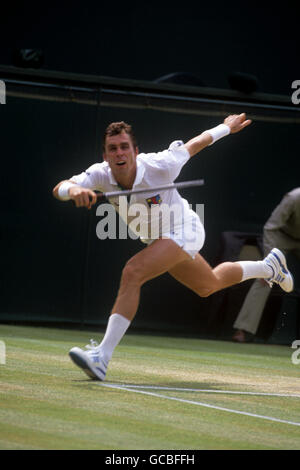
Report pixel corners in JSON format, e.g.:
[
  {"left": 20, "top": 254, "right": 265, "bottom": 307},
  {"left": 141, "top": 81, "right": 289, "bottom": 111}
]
[{"left": 0, "top": 324, "right": 300, "bottom": 450}]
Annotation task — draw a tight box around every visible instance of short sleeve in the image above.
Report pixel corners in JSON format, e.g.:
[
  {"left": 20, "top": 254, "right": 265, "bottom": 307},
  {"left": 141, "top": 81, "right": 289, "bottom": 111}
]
[
  {"left": 139, "top": 140, "right": 190, "bottom": 182},
  {"left": 70, "top": 163, "right": 106, "bottom": 191},
  {"left": 161, "top": 140, "right": 190, "bottom": 181}
]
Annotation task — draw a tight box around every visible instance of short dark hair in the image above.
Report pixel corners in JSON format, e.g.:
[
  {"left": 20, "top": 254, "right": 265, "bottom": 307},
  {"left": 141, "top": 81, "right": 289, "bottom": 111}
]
[{"left": 103, "top": 121, "right": 137, "bottom": 151}]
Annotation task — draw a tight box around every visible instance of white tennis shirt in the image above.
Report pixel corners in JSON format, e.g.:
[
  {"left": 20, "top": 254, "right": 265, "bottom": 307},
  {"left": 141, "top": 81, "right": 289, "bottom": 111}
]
[{"left": 70, "top": 140, "right": 199, "bottom": 241}]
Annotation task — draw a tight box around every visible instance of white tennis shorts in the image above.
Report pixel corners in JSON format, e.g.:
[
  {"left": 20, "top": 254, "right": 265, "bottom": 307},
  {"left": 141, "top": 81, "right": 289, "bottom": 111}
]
[{"left": 141, "top": 212, "right": 205, "bottom": 259}]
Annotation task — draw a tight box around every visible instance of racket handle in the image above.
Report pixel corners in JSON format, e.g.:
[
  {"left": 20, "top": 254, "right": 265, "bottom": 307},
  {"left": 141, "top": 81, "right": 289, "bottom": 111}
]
[{"left": 95, "top": 192, "right": 105, "bottom": 201}]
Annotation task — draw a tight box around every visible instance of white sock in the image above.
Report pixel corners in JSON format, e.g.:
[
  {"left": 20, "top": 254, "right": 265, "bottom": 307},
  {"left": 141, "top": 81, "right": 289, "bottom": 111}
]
[
  {"left": 238, "top": 260, "right": 273, "bottom": 282},
  {"left": 97, "top": 313, "right": 130, "bottom": 364}
]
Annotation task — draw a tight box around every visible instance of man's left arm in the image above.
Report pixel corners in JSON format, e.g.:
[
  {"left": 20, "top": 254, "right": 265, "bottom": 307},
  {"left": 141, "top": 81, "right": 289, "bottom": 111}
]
[{"left": 184, "top": 113, "right": 252, "bottom": 157}]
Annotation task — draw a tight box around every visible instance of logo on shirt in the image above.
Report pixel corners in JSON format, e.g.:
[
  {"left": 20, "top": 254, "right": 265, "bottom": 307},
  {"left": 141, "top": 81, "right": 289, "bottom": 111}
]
[{"left": 146, "top": 194, "right": 162, "bottom": 207}]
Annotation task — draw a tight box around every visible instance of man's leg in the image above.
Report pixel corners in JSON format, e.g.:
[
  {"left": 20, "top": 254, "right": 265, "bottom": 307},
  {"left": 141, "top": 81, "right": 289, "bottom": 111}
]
[
  {"left": 70, "top": 239, "right": 290, "bottom": 379},
  {"left": 97, "top": 239, "right": 189, "bottom": 363},
  {"left": 168, "top": 249, "right": 294, "bottom": 343},
  {"left": 111, "top": 238, "right": 190, "bottom": 320},
  {"left": 168, "top": 253, "right": 271, "bottom": 298},
  {"left": 70, "top": 238, "right": 190, "bottom": 379},
  {"left": 100, "top": 250, "right": 256, "bottom": 365}
]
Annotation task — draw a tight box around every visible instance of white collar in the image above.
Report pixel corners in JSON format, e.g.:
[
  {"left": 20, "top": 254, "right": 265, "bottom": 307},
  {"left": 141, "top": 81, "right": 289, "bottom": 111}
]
[{"left": 107, "top": 159, "right": 145, "bottom": 187}]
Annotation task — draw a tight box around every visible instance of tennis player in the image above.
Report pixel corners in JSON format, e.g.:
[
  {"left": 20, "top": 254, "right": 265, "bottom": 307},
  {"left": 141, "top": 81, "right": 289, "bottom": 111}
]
[{"left": 53, "top": 113, "right": 293, "bottom": 381}]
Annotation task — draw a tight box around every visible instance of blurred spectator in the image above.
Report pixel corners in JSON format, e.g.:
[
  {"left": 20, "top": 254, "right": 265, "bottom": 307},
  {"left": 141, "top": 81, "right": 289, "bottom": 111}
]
[{"left": 233, "top": 188, "right": 300, "bottom": 342}]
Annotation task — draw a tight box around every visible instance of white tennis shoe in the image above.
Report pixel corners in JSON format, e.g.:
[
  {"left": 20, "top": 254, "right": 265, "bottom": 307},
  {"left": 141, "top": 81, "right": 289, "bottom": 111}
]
[
  {"left": 69, "top": 340, "right": 107, "bottom": 381},
  {"left": 264, "top": 248, "right": 294, "bottom": 292}
]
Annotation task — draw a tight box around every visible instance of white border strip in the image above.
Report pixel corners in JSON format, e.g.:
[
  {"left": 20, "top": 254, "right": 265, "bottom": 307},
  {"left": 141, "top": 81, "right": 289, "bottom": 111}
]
[{"left": 100, "top": 383, "right": 300, "bottom": 427}]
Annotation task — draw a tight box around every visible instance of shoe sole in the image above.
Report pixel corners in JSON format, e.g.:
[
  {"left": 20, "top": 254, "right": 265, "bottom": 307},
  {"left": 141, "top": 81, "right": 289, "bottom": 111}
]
[
  {"left": 271, "top": 248, "right": 294, "bottom": 293},
  {"left": 69, "top": 347, "right": 106, "bottom": 381}
]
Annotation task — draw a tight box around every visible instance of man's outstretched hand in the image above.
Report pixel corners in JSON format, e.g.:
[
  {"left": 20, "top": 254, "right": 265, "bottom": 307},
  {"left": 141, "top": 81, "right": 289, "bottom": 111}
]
[{"left": 224, "top": 113, "right": 252, "bottom": 134}]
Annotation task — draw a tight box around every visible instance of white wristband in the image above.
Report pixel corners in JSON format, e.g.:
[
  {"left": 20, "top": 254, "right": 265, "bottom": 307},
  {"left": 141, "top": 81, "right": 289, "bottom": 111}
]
[
  {"left": 58, "top": 181, "right": 77, "bottom": 200},
  {"left": 207, "top": 124, "right": 230, "bottom": 145}
]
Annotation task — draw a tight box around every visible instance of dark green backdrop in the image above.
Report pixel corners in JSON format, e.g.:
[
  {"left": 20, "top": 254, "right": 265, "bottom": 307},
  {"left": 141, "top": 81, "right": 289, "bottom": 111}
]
[{"left": 1, "top": 74, "right": 300, "bottom": 342}]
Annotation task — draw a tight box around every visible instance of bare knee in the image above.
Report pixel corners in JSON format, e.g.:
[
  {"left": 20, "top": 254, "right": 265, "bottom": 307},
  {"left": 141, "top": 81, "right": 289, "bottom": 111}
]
[
  {"left": 120, "top": 260, "right": 145, "bottom": 288},
  {"left": 197, "top": 267, "right": 233, "bottom": 297},
  {"left": 198, "top": 287, "right": 213, "bottom": 298},
  {"left": 197, "top": 282, "right": 219, "bottom": 298}
]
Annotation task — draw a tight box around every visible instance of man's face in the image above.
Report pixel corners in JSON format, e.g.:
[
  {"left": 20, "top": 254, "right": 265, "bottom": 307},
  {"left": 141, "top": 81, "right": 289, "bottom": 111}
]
[{"left": 103, "top": 131, "right": 138, "bottom": 181}]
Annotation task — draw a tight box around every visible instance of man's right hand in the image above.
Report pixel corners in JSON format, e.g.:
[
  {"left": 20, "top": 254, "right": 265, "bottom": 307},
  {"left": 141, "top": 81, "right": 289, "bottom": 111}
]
[{"left": 69, "top": 186, "right": 97, "bottom": 209}]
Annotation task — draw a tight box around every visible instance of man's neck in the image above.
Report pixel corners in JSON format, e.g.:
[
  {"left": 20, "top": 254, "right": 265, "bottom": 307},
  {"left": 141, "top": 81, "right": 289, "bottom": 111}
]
[{"left": 113, "top": 169, "right": 136, "bottom": 190}]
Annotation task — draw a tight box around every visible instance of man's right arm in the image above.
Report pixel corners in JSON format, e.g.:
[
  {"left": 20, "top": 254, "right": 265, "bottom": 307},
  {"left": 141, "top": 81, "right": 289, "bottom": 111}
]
[{"left": 52, "top": 180, "right": 97, "bottom": 209}]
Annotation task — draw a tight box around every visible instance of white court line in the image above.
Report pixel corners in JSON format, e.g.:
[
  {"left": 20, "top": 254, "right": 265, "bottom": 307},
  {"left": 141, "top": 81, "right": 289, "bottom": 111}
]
[
  {"left": 99, "top": 383, "right": 300, "bottom": 427},
  {"left": 103, "top": 383, "right": 300, "bottom": 398}
]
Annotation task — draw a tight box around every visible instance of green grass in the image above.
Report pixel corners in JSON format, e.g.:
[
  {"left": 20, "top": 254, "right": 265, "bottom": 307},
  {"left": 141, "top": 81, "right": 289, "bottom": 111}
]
[{"left": 0, "top": 324, "right": 300, "bottom": 450}]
